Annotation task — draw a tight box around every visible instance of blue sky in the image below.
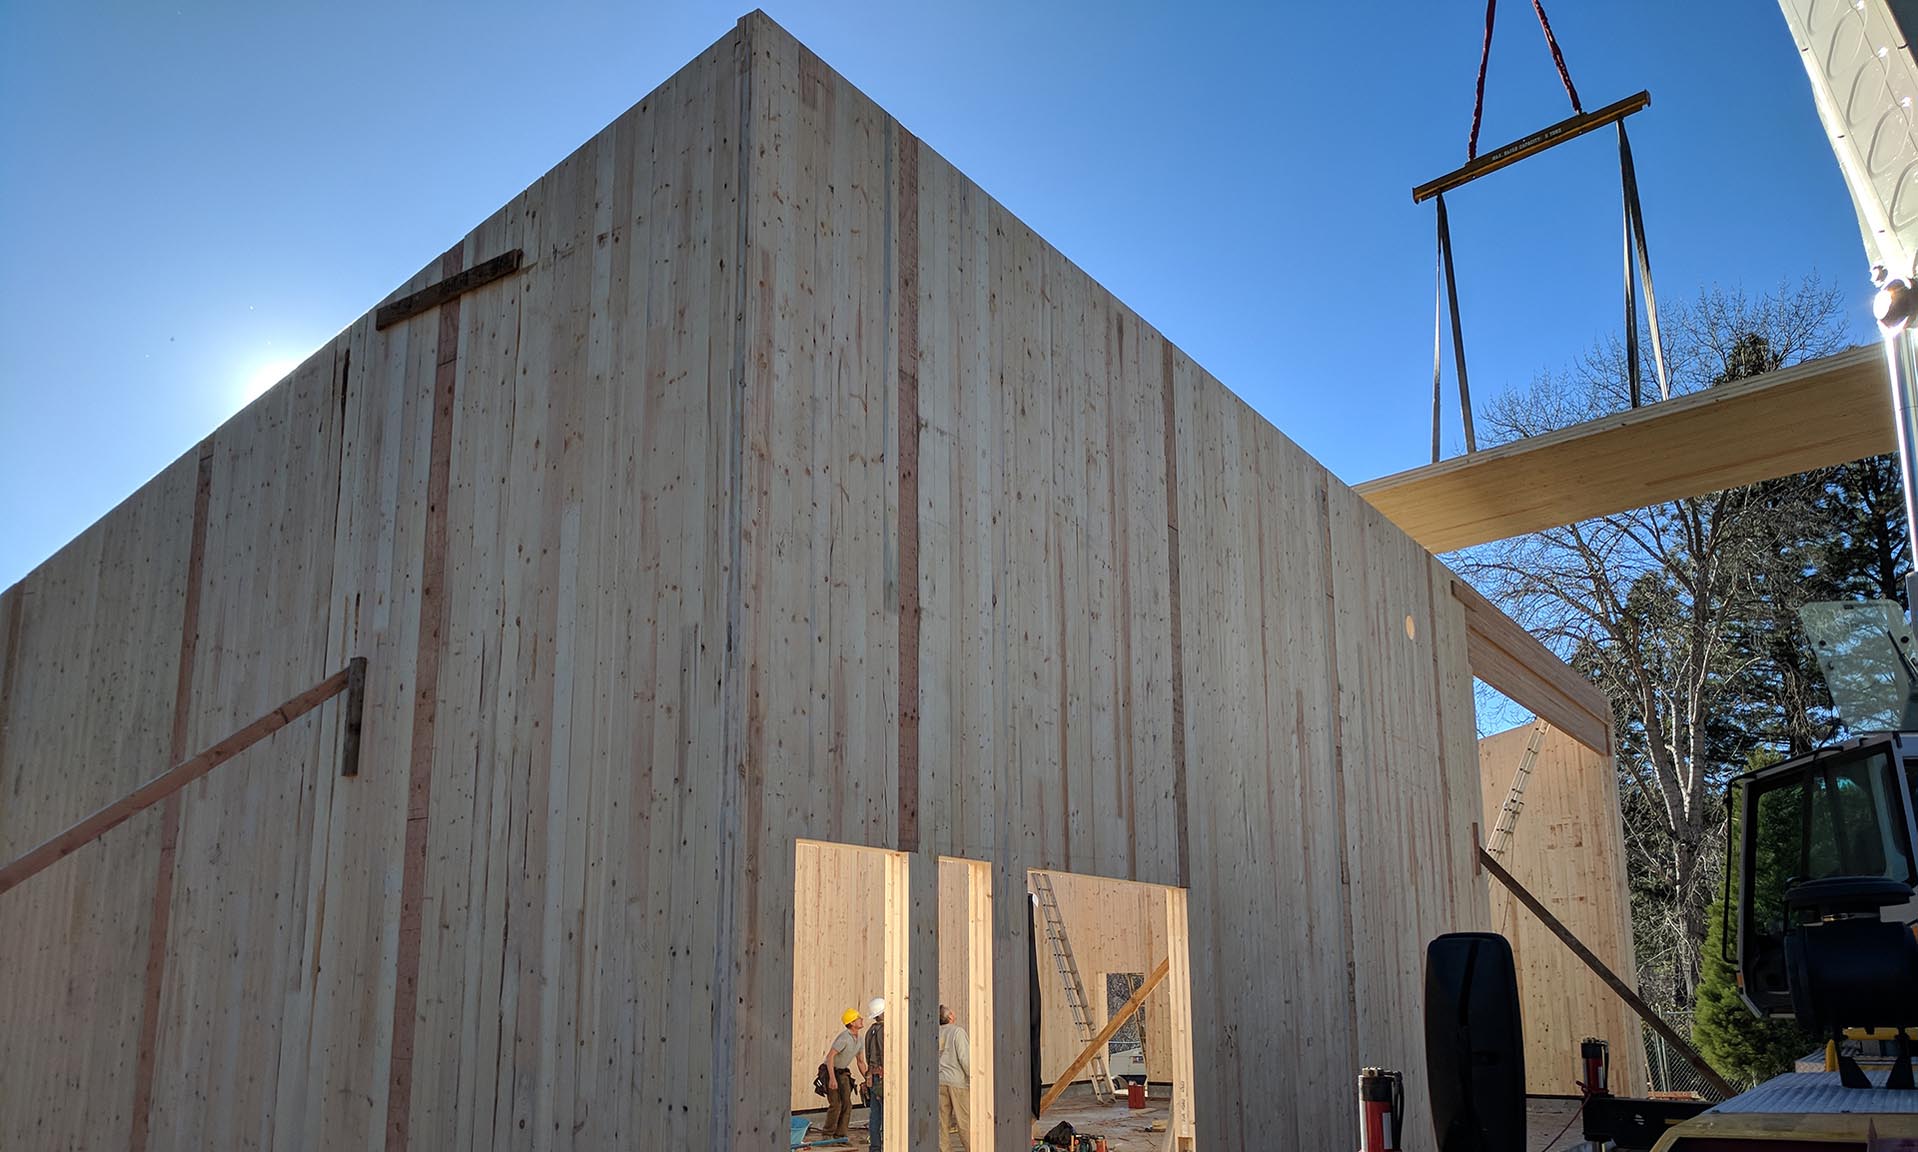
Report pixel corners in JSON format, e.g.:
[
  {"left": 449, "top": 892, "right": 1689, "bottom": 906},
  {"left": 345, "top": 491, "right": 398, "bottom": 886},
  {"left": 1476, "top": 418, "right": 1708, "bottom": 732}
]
[{"left": 0, "top": 2, "right": 1873, "bottom": 590}]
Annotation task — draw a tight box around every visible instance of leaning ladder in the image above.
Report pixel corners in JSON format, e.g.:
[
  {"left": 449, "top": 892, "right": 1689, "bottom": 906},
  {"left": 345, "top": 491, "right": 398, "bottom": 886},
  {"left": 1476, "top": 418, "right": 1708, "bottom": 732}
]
[
  {"left": 1030, "top": 871, "right": 1117, "bottom": 1103},
  {"left": 1486, "top": 720, "right": 1549, "bottom": 859}
]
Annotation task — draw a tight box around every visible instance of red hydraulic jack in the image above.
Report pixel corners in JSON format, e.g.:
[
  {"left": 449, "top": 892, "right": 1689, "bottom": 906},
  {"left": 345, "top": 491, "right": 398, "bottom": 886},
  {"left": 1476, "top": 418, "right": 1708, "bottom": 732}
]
[
  {"left": 1358, "top": 1067, "right": 1404, "bottom": 1152},
  {"left": 1579, "top": 1034, "right": 1711, "bottom": 1146},
  {"left": 1581, "top": 1037, "right": 1611, "bottom": 1097}
]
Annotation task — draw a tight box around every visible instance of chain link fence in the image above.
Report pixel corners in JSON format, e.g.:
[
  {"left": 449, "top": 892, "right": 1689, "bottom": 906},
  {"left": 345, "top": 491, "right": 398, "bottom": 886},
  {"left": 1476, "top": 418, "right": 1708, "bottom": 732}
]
[
  {"left": 1104, "top": 973, "right": 1147, "bottom": 1079},
  {"left": 1639, "top": 1014, "right": 1753, "bottom": 1100}
]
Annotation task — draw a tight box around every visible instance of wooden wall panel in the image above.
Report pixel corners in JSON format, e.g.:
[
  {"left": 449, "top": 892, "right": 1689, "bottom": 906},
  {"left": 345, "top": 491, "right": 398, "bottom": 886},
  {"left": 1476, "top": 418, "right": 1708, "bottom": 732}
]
[
  {"left": 1480, "top": 723, "right": 1649, "bottom": 1097},
  {"left": 737, "top": 16, "right": 916, "bottom": 1144},
  {"left": 298, "top": 297, "right": 436, "bottom": 1152},
  {"left": 390, "top": 30, "right": 750, "bottom": 1152},
  {"left": 748, "top": 17, "right": 1492, "bottom": 1148},
  {"left": 1174, "top": 374, "right": 1353, "bottom": 1148},
  {"left": 0, "top": 455, "right": 195, "bottom": 1151},
  {"left": 1323, "top": 502, "right": 1490, "bottom": 1148},
  {"left": 401, "top": 187, "right": 532, "bottom": 1152},
  {"left": 147, "top": 344, "right": 345, "bottom": 1150}
]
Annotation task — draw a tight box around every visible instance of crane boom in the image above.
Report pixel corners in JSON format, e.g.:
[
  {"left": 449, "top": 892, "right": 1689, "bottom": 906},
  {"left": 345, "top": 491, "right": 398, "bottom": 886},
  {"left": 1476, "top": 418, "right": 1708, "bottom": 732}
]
[{"left": 1781, "top": 0, "right": 1918, "bottom": 607}]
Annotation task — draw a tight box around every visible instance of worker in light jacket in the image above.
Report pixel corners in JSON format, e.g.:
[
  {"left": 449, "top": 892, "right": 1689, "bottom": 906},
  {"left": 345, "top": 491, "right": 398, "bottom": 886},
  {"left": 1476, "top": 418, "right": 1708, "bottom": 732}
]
[
  {"left": 863, "top": 997, "right": 886, "bottom": 1152},
  {"left": 938, "top": 1004, "right": 972, "bottom": 1151}
]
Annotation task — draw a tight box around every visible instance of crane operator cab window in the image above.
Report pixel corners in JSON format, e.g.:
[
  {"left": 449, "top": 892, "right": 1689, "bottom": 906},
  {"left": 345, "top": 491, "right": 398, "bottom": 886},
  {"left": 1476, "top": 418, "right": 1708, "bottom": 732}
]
[
  {"left": 1723, "top": 601, "right": 1918, "bottom": 1021},
  {"left": 1732, "top": 736, "right": 1918, "bottom": 1017}
]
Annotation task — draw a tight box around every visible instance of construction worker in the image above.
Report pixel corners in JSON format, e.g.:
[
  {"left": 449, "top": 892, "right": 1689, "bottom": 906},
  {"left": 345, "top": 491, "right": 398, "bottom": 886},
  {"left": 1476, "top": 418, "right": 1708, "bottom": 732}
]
[
  {"left": 821, "top": 1007, "right": 866, "bottom": 1139},
  {"left": 864, "top": 997, "right": 886, "bottom": 1151},
  {"left": 938, "top": 1004, "right": 972, "bottom": 1151}
]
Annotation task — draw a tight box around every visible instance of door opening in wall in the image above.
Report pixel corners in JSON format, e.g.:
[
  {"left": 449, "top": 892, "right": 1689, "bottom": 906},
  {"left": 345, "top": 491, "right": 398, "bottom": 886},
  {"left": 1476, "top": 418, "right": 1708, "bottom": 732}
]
[
  {"left": 790, "top": 840, "right": 904, "bottom": 1150},
  {"left": 788, "top": 843, "right": 994, "bottom": 1152},
  {"left": 936, "top": 856, "right": 993, "bottom": 1152},
  {"left": 1027, "top": 869, "right": 1196, "bottom": 1152}
]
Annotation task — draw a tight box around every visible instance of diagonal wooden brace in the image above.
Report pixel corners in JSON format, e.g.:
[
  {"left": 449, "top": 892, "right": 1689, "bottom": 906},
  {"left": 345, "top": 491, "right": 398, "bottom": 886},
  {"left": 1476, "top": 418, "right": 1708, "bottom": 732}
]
[
  {"left": 0, "top": 657, "right": 366, "bottom": 897},
  {"left": 1038, "top": 957, "right": 1172, "bottom": 1116},
  {"left": 1478, "top": 844, "right": 1736, "bottom": 1099}
]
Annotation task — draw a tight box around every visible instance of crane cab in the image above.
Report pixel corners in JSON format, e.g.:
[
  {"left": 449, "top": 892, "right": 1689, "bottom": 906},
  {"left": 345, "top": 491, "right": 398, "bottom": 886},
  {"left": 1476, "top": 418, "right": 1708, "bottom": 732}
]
[{"left": 1730, "top": 733, "right": 1918, "bottom": 1020}]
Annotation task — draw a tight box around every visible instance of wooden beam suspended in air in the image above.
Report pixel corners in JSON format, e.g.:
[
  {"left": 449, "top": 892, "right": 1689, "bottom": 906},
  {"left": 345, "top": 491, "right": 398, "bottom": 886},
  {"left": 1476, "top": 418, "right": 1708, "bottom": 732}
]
[{"left": 1356, "top": 344, "right": 1891, "bottom": 554}]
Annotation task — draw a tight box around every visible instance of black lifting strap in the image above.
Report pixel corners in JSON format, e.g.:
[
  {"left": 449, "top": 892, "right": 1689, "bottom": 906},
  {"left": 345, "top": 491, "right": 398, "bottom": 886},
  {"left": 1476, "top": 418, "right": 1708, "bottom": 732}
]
[
  {"left": 1433, "top": 192, "right": 1477, "bottom": 461},
  {"left": 1441, "top": 0, "right": 1633, "bottom": 454},
  {"left": 1446, "top": 0, "right": 1583, "bottom": 457},
  {"left": 1618, "top": 121, "right": 1669, "bottom": 405}
]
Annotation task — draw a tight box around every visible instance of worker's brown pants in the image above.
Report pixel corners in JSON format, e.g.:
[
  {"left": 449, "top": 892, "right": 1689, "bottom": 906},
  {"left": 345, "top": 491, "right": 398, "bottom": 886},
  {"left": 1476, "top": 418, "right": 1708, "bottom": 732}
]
[
  {"left": 938, "top": 1083, "right": 970, "bottom": 1151},
  {"left": 822, "top": 1072, "right": 856, "bottom": 1137}
]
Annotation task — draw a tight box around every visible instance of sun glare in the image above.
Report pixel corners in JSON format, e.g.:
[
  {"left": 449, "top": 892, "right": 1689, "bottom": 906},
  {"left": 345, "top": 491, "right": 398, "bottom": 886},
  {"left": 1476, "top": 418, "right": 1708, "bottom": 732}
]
[{"left": 239, "top": 356, "right": 304, "bottom": 406}]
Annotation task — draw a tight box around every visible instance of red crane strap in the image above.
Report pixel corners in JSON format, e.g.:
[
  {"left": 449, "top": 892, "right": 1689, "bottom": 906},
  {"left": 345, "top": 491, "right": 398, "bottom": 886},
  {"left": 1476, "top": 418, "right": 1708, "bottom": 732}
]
[{"left": 1468, "top": 0, "right": 1584, "bottom": 160}]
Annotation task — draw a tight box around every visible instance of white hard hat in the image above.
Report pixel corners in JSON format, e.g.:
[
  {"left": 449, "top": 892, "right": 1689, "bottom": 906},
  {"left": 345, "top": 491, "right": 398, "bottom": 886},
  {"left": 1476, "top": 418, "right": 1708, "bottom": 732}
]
[{"left": 867, "top": 997, "right": 886, "bottom": 1018}]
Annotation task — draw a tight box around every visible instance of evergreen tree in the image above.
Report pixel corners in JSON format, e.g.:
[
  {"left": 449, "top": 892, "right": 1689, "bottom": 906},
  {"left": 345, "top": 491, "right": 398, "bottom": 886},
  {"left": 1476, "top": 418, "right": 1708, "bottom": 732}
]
[
  {"left": 1693, "top": 893, "right": 1814, "bottom": 1087},
  {"left": 1691, "top": 750, "right": 1818, "bottom": 1087}
]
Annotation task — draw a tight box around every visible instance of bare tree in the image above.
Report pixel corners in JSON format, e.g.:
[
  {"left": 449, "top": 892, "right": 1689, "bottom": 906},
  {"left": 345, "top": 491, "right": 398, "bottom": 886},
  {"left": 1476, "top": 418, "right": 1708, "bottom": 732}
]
[{"left": 1455, "top": 278, "right": 1851, "bottom": 1005}]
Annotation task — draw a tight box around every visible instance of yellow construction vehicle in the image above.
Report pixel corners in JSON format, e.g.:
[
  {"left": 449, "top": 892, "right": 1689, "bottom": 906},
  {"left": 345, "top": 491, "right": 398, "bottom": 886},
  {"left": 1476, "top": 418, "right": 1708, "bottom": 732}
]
[{"left": 1648, "top": 727, "right": 1918, "bottom": 1149}]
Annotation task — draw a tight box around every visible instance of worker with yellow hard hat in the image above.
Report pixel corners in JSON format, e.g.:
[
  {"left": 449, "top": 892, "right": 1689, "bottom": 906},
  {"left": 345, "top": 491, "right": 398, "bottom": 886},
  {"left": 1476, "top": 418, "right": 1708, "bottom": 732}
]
[{"left": 818, "top": 1005, "right": 868, "bottom": 1140}]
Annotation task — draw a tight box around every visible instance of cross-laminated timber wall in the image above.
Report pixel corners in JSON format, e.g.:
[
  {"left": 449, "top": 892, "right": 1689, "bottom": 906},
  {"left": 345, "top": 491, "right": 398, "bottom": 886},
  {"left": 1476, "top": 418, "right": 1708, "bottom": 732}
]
[
  {"left": 0, "top": 12, "right": 1502, "bottom": 1150},
  {"left": 1479, "top": 723, "right": 1649, "bottom": 1098}
]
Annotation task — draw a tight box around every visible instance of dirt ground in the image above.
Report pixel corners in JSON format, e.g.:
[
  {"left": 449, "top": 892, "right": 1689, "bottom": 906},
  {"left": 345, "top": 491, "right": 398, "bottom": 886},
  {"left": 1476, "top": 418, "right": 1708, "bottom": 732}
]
[
  {"left": 791, "top": 1083, "right": 1173, "bottom": 1150},
  {"left": 1527, "top": 1096, "right": 1591, "bottom": 1150},
  {"left": 794, "top": 1087, "right": 1596, "bottom": 1150}
]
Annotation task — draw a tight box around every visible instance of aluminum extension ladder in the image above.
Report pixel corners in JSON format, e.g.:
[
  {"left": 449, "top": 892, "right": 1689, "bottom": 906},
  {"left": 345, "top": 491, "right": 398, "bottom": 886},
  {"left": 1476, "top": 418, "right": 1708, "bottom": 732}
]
[
  {"left": 1030, "top": 870, "right": 1117, "bottom": 1103},
  {"left": 1485, "top": 719, "right": 1549, "bottom": 859}
]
